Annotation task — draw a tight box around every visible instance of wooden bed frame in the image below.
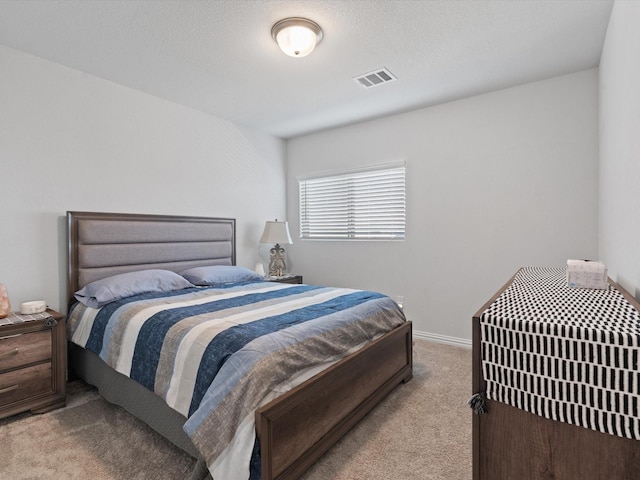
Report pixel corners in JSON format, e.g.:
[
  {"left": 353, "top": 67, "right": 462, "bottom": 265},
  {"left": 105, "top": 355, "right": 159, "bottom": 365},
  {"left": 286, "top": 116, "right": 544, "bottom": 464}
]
[
  {"left": 472, "top": 271, "right": 640, "bottom": 480},
  {"left": 67, "top": 211, "right": 413, "bottom": 480}
]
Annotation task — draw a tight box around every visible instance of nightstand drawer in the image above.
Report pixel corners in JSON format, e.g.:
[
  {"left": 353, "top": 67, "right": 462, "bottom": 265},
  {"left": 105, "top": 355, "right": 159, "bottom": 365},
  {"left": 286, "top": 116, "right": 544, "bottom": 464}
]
[
  {"left": 0, "top": 362, "right": 52, "bottom": 405},
  {"left": 0, "top": 329, "right": 52, "bottom": 372}
]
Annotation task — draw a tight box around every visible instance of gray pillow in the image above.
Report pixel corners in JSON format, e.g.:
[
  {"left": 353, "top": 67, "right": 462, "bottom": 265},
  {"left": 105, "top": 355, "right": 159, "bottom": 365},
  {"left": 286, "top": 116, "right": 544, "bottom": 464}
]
[
  {"left": 74, "top": 269, "right": 195, "bottom": 308},
  {"left": 179, "top": 265, "right": 264, "bottom": 286}
]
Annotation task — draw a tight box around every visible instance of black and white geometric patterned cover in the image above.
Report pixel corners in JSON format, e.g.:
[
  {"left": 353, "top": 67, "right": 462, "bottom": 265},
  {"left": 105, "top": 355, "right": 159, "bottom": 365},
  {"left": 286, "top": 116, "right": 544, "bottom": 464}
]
[{"left": 480, "top": 266, "right": 640, "bottom": 440}]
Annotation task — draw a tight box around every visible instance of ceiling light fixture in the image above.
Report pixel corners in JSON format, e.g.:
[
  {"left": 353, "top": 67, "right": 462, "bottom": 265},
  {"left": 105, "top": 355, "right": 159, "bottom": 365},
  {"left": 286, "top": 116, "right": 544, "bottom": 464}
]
[{"left": 271, "top": 17, "right": 323, "bottom": 58}]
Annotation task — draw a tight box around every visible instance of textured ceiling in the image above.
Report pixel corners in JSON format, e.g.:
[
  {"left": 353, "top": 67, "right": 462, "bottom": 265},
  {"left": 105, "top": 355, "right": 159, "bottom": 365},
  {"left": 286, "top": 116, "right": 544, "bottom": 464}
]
[{"left": 0, "top": 0, "right": 614, "bottom": 138}]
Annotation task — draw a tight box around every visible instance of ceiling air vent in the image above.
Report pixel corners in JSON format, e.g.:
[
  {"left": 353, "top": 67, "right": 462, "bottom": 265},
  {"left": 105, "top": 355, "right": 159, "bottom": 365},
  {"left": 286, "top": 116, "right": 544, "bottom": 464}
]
[{"left": 353, "top": 67, "right": 397, "bottom": 88}]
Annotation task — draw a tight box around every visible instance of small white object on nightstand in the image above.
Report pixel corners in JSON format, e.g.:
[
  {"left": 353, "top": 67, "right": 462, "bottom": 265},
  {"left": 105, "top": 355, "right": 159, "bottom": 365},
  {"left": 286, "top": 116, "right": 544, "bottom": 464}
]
[{"left": 19, "top": 300, "right": 47, "bottom": 314}]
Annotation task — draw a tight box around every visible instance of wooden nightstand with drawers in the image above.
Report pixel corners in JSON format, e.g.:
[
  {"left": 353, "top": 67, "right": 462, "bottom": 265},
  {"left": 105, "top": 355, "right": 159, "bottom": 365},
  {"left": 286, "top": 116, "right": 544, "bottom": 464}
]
[
  {"left": 0, "top": 309, "right": 66, "bottom": 419},
  {"left": 268, "top": 275, "right": 303, "bottom": 284}
]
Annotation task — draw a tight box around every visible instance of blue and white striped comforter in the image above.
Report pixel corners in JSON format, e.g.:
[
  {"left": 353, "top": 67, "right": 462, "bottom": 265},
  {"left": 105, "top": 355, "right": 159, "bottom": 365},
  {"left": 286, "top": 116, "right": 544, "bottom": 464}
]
[{"left": 67, "top": 280, "right": 406, "bottom": 480}]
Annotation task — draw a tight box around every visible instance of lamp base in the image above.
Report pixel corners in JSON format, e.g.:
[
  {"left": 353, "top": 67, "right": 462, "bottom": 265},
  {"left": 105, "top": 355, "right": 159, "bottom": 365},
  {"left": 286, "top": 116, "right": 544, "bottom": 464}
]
[{"left": 268, "top": 243, "right": 288, "bottom": 277}]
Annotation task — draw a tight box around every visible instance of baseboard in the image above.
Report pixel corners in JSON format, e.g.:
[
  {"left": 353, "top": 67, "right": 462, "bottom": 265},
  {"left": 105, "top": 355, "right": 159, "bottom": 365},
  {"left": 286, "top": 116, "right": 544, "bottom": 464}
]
[{"left": 412, "top": 329, "right": 472, "bottom": 349}]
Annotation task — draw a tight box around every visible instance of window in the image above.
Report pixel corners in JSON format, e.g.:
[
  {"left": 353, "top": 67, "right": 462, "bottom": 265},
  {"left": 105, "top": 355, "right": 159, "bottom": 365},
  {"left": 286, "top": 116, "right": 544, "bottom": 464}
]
[{"left": 298, "top": 164, "right": 406, "bottom": 240}]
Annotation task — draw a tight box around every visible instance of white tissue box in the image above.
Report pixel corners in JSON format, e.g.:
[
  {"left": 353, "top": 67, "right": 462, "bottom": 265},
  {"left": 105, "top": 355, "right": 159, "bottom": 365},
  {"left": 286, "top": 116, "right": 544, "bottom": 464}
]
[{"left": 566, "top": 259, "right": 608, "bottom": 289}]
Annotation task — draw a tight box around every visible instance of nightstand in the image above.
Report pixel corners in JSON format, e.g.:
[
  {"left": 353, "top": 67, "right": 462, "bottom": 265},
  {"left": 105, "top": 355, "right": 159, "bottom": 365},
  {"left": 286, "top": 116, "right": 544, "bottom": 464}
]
[
  {"left": 268, "top": 275, "right": 303, "bottom": 284},
  {"left": 0, "top": 309, "right": 66, "bottom": 419}
]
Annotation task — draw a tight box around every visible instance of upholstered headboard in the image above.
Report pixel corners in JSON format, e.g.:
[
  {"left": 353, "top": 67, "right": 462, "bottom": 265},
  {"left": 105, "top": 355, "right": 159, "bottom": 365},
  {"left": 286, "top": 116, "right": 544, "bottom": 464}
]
[{"left": 67, "top": 211, "right": 236, "bottom": 308}]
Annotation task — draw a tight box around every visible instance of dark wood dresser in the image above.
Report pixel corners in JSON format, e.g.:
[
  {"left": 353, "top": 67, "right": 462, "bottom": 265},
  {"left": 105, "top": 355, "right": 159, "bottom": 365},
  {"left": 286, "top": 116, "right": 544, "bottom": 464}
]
[
  {"left": 472, "top": 267, "right": 640, "bottom": 480},
  {"left": 0, "top": 309, "right": 66, "bottom": 418}
]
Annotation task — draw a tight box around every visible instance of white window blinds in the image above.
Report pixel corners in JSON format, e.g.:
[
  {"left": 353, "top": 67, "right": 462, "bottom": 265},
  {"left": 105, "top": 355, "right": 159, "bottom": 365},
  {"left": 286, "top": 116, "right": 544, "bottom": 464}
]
[{"left": 299, "top": 164, "right": 406, "bottom": 240}]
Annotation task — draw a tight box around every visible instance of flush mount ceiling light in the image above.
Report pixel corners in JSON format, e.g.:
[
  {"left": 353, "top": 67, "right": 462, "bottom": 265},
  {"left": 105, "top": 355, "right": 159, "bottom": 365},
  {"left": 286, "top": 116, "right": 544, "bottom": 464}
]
[{"left": 271, "top": 17, "right": 323, "bottom": 57}]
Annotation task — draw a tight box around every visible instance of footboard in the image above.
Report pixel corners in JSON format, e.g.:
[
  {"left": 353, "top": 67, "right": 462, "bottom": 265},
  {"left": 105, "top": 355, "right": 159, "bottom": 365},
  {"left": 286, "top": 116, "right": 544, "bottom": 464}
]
[{"left": 256, "top": 321, "right": 413, "bottom": 480}]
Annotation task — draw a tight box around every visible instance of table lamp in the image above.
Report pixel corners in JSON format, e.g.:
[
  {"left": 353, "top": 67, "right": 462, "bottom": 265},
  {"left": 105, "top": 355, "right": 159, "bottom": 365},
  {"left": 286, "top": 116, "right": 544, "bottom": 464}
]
[{"left": 259, "top": 220, "right": 293, "bottom": 277}]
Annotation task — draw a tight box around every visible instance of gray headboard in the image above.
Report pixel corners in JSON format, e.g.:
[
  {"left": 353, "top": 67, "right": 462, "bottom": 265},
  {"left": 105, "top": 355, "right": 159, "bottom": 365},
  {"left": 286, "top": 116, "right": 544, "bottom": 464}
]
[{"left": 67, "top": 211, "right": 236, "bottom": 308}]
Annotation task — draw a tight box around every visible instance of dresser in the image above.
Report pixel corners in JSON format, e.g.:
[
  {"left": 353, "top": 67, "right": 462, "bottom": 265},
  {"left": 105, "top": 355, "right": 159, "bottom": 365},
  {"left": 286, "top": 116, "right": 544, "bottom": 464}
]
[
  {"left": 472, "top": 267, "right": 640, "bottom": 479},
  {"left": 0, "top": 309, "right": 66, "bottom": 418}
]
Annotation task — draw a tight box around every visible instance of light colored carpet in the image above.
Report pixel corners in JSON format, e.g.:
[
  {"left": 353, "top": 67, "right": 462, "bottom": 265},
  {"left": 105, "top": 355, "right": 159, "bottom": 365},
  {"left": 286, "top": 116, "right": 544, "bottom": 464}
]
[
  {"left": 0, "top": 339, "right": 472, "bottom": 479},
  {"left": 0, "top": 381, "right": 194, "bottom": 479},
  {"left": 301, "top": 339, "right": 472, "bottom": 480}
]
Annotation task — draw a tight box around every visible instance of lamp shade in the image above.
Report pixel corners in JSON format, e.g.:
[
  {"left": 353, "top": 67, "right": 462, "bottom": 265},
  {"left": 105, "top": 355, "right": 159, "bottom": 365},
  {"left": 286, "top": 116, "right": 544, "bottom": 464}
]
[
  {"left": 260, "top": 220, "right": 293, "bottom": 245},
  {"left": 271, "top": 17, "right": 323, "bottom": 58}
]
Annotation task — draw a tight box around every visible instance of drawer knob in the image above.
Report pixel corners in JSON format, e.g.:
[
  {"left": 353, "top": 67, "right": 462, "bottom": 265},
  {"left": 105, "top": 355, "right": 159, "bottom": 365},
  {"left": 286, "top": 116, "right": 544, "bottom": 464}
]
[{"left": 0, "top": 347, "right": 19, "bottom": 360}]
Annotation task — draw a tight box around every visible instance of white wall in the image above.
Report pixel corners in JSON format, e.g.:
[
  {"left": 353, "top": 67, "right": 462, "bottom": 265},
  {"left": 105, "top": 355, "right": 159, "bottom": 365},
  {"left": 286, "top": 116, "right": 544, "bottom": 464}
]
[
  {"left": 0, "top": 46, "right": 286, "bottom": 313},
  {"left": 287, "top": 70, "right": 599, "bottom": 342},
  {"left": 599, "top": 0, "right": 640, "bottom": 300}
]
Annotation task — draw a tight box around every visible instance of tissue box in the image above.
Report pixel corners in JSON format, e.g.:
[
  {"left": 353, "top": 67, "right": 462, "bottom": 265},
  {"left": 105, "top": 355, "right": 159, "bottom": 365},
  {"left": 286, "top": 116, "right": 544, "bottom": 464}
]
[{"left": 566, "top": 259, "right": 608, "bottom": 289}]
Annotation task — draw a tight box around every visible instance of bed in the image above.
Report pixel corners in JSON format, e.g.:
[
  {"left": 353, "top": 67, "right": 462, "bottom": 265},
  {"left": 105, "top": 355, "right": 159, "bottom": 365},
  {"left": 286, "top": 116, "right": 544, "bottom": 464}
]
[{"left": 66, "top": 211, "right": 413, "bottom": 480}]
